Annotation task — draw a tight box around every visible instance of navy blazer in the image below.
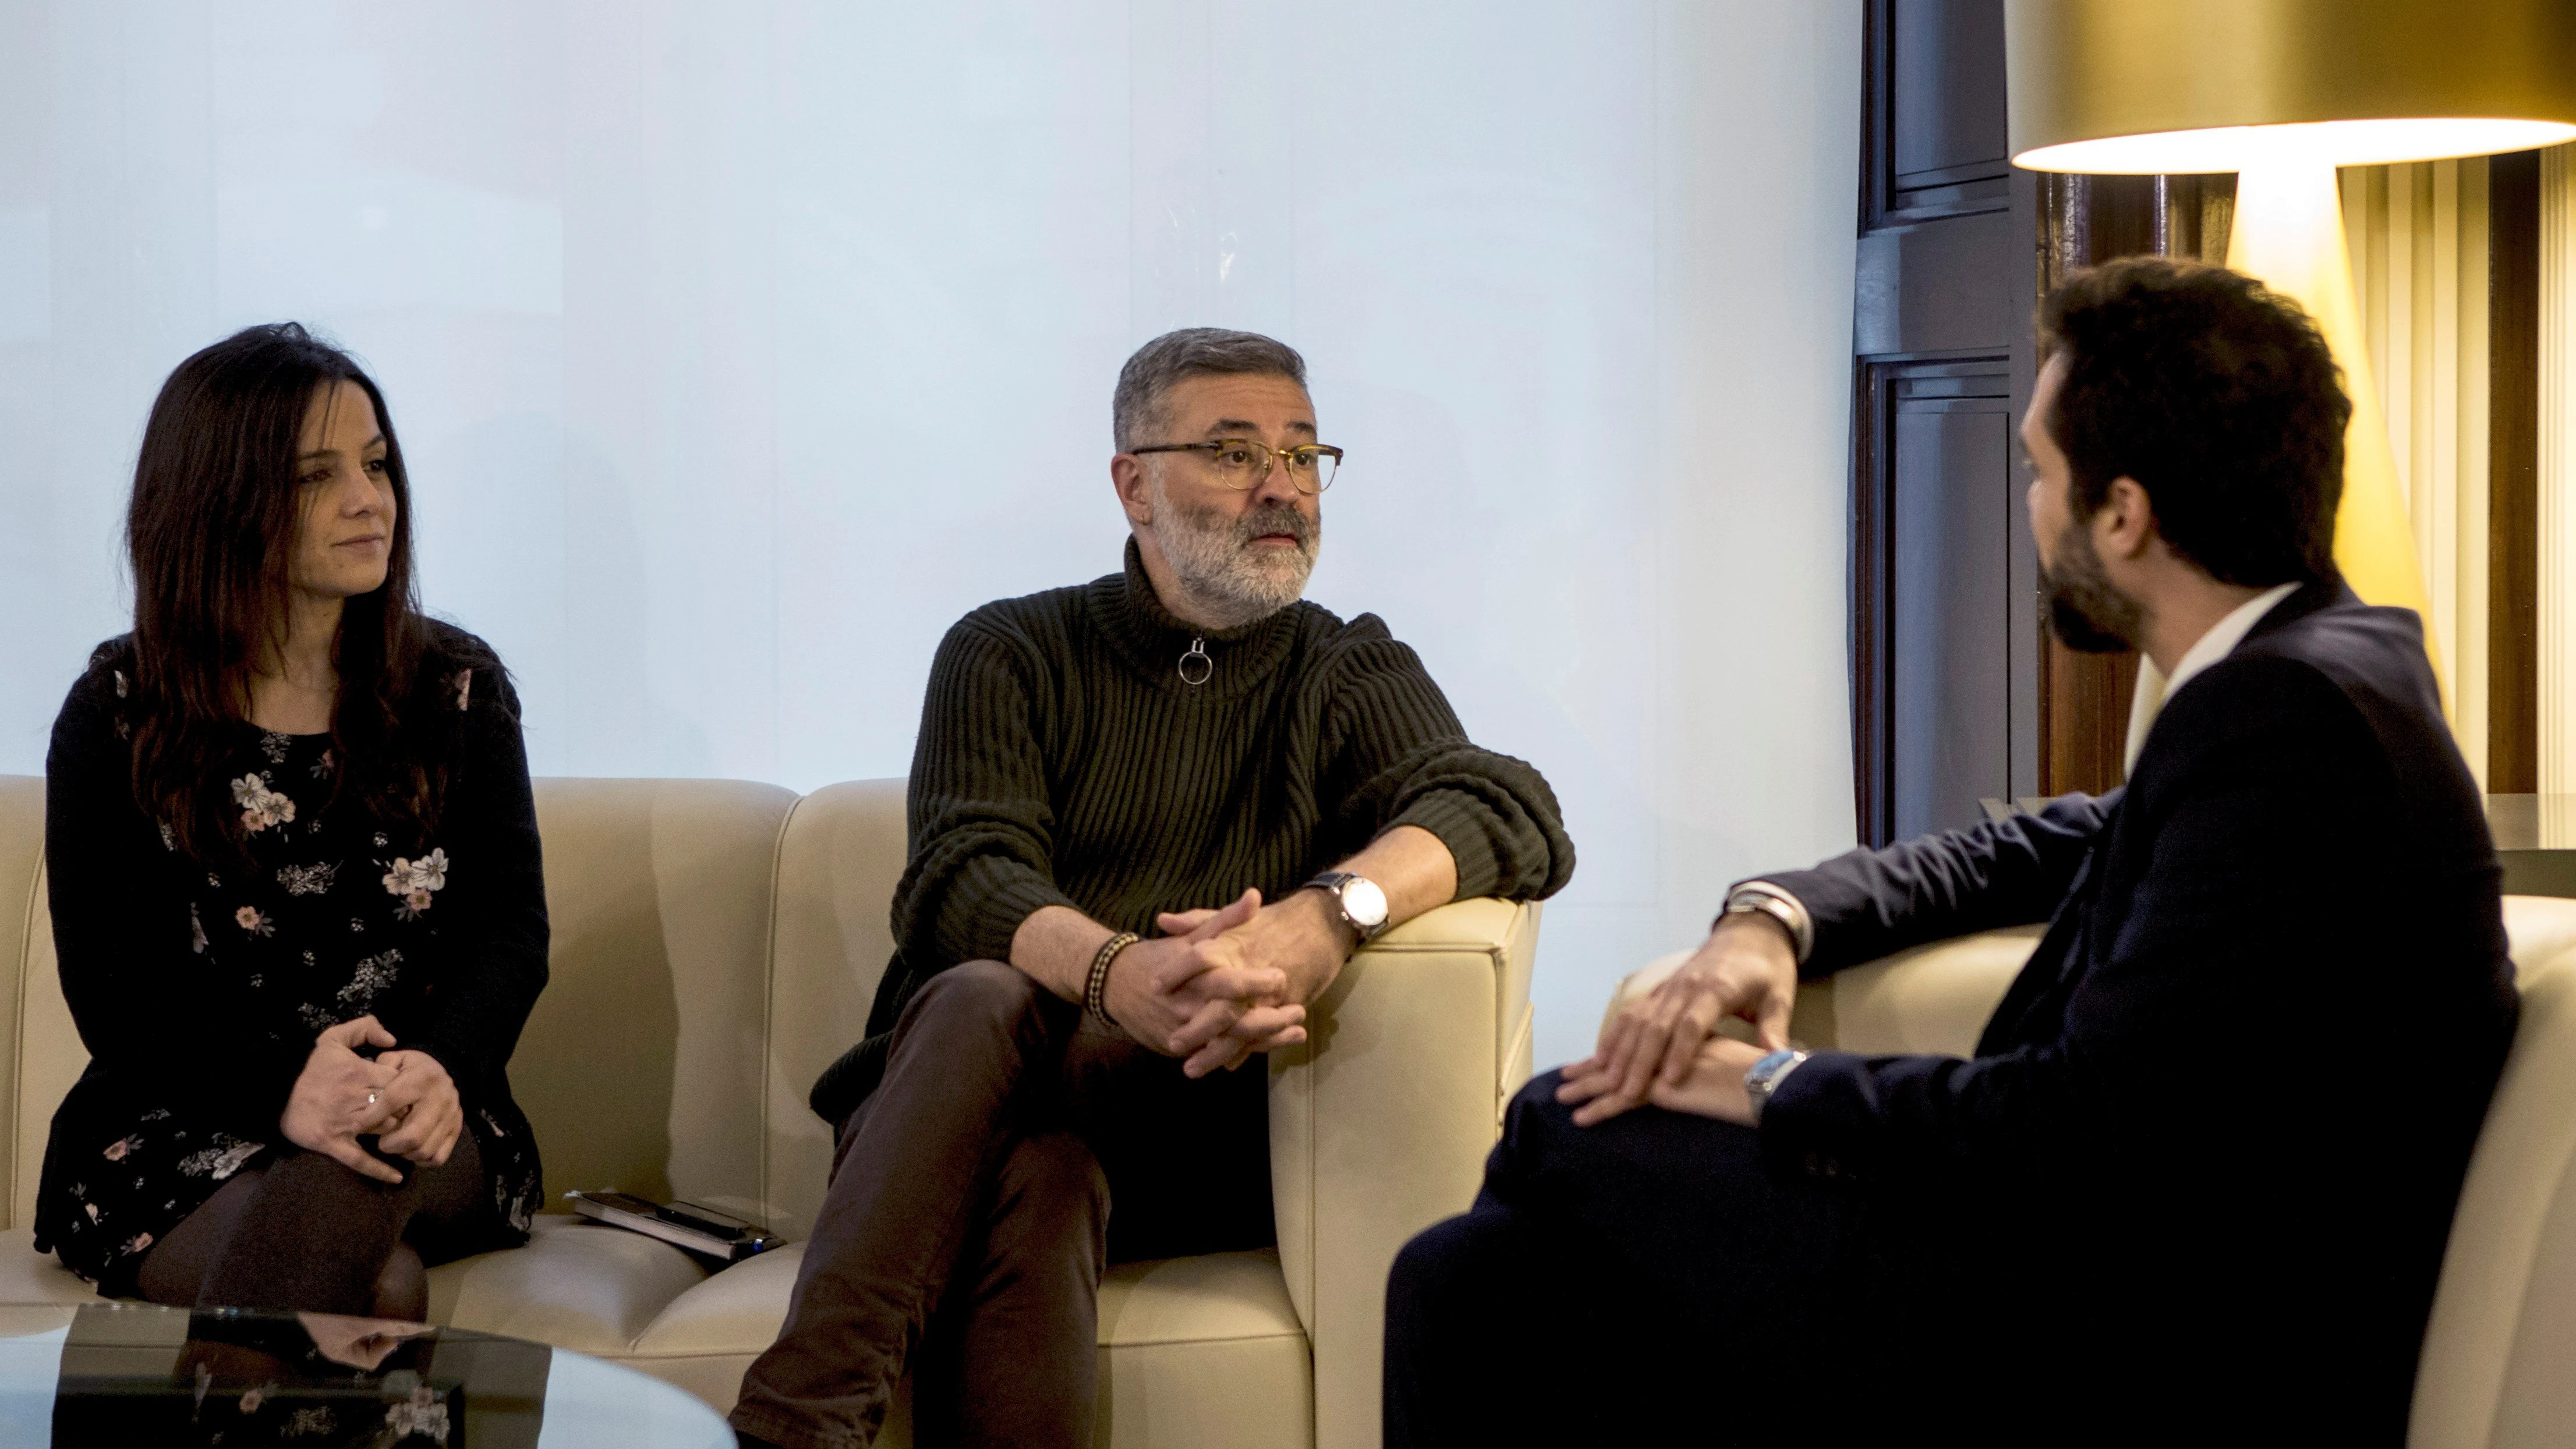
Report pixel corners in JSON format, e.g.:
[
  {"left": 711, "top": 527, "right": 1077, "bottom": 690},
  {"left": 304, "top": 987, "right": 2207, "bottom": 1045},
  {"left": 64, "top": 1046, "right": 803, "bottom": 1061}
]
[{"left": 1759, "top": 580, "right": 2517, "bottom": 1441}]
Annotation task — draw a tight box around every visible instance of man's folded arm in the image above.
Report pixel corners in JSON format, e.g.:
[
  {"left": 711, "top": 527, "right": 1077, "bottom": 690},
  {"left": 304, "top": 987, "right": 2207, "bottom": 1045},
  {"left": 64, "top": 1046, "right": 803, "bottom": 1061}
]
[
  {"left": 1751, "top": 790, "right": 2117, "bottom": 978},
  {"left": 1325, "top": 630, "right": 1575, "bottom": 904},
  {"left": 889, "top": 621, "right": 1081, "bottom": 972}
]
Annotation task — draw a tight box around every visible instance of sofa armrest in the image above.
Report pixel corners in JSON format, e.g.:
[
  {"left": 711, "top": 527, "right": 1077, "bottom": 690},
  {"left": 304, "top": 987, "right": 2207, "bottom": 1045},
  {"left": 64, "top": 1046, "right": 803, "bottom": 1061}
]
[
  {"left": 1603, "top": 925, "right": 2042, "bottom": 1060},
  {"left": 1268, "top": 897, "right": 1539, "bottom": 1449}
]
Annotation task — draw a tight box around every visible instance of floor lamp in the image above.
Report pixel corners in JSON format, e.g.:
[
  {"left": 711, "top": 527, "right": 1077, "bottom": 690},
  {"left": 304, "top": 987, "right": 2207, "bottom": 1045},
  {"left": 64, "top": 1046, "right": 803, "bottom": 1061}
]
[{"left": 2002, "top": 0, "right": 2576, "bottom": 712}]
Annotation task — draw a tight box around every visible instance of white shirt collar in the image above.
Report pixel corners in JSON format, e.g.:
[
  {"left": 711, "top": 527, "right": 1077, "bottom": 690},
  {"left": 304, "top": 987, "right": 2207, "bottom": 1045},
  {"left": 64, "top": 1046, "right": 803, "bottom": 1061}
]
[{"left": 2121, "top": 582, "right": 2303, "bottom": 775}]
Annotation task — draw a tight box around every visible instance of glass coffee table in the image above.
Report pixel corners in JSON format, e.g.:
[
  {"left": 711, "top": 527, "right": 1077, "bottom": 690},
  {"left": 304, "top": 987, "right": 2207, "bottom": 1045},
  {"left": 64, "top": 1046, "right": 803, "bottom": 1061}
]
[{"left": 0, "top": 1301, "right": 730, "bottom": 1447}]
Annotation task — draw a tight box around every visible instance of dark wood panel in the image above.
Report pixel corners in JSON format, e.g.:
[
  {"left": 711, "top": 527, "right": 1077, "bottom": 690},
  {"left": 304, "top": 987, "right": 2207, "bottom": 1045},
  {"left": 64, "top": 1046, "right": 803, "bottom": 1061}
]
[
  {"left": 1855, "top": 210, "right": 2023, "bottom": 356},
  {"left": 2006, "top": 167, "right": 2043, "bottom": 800},
  {"left": 1853, "top": 365, "right": 1892, "bottom": 843},
  {"left": 1890, "top": 0, "right": 2008, "bottom": 182},
  {"left": 2044, "top": 642, "right": 2139, "bottom": 795},
  {"left": 1851, "top": 0, "right": 2037, "bottom": 844},
  {"left": 1863, "top": 0, "right": 2012, "bottom": 226},
  {"left": 2491, "top": 149, "right": 2542, "bottom": 792},
  {"left": 1853, "top": 360, "right": 2014, "bottom": 844},
  {"left": 1891, "top": 404, "right": 2016, "bottom": 837}
]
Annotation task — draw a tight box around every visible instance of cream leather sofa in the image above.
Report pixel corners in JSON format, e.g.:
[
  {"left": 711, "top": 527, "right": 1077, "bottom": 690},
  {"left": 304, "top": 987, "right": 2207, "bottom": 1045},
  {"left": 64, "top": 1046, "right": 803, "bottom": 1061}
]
[
  {"left": 1617, "top": 897, "right": 2576, "bottom": 1448},
  {"left": 0, "top": 774, "right": 1539, "bottom": 1449}
]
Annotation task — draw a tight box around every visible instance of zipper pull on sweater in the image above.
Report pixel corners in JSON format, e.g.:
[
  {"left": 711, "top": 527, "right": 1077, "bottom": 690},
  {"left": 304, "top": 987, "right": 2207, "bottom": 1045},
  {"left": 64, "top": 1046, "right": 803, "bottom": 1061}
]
[{"left": 1179, "top": 637, "right": 1212, "bottom": 686}]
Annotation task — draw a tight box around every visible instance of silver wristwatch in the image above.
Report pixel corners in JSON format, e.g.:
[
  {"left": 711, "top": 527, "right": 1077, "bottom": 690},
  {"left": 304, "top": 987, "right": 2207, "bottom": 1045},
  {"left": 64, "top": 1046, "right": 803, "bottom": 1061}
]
[
  {"left": 1743, "top": 1048, "right": 1810, "bottom": 1125},
  {"left": 1304, "top": 870, "right": 1390, "bottom": 942}
]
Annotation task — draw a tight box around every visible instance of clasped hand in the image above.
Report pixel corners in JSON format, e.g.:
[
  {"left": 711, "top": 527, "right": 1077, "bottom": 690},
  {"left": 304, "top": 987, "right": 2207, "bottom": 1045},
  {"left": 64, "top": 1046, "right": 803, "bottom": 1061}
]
[
  {"left": 1106, "top": 887, "right": 1349, "bottom": 1078},
  {"left": 278, "top": 1015, "right": 464, "bottom": 1184},
  {"left": 1556, "top": 913, "right": 1798, "bottom": 1126}
]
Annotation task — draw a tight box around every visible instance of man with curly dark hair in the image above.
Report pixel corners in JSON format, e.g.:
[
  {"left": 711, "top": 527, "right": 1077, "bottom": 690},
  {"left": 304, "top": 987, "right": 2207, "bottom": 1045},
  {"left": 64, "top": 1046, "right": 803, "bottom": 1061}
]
[{"left": 1387, "top": 259, "right": 2514, "bottom": 1447}]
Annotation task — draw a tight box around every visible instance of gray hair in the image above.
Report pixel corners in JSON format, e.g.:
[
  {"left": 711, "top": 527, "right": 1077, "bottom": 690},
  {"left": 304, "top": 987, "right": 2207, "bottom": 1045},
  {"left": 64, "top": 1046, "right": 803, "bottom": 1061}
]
[{"left": 1112, "top": 328, "right": 1308, "bottom": 451}]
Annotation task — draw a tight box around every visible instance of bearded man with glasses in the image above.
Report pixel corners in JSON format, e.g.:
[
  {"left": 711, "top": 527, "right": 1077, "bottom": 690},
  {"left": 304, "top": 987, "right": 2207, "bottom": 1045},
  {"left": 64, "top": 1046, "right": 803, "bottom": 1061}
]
[{"left": 731, "top": 327, "right": 1573, "bottom": 1449}]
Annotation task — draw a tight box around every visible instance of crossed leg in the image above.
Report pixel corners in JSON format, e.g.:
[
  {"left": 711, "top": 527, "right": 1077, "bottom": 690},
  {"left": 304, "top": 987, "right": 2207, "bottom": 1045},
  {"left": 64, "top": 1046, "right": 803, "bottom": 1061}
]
[{"left": 136, "top": 1130, "right": 487, "bottom": 1320}]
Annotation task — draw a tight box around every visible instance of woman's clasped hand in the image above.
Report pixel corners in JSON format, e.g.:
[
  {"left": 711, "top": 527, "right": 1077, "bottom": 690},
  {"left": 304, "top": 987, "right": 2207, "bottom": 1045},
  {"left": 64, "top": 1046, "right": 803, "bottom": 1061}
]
[{"left": 278, "top": 1015, "right": 465, "bottom": 1184}]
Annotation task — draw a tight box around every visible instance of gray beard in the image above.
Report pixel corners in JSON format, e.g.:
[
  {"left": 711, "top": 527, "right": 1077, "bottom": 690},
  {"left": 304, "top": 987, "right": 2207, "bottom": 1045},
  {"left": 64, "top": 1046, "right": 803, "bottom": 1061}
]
[{"left": 1147, "top": 477, "right": 1320, "bottom": 629}]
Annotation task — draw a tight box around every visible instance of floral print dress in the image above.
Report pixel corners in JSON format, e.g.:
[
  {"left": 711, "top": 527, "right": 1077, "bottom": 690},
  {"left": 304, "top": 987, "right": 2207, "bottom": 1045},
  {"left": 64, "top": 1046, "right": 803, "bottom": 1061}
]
[{"left": 36, "top": 630, "right": 548, "bottom": 1295}]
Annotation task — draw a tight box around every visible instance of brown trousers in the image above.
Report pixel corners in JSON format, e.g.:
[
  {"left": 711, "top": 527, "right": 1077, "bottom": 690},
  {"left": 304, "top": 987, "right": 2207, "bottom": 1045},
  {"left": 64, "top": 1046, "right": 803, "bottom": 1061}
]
[{"left": 730, "top": 960, "right": 1273, "bottom": 1449}]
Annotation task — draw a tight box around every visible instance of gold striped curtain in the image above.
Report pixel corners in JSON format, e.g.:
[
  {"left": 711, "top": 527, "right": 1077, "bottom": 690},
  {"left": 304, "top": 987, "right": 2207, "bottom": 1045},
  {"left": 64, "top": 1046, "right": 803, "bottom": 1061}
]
[{"left": 2343, "top": 158, "right": 2494, "bottom": 783}]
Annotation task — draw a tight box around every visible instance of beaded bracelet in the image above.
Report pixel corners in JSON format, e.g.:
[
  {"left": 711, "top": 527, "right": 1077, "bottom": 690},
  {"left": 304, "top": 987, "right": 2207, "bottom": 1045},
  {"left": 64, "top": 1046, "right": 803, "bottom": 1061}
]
[{"left": 1085, "top": 931, "right": 1140, "bottom": 1030}]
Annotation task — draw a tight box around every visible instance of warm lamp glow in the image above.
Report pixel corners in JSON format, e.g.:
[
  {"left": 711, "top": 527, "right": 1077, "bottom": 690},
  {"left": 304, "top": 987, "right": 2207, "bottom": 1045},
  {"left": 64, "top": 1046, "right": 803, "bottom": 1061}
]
[{"left": 2015, "top": 118, "right": 2576, "bottom": 176}]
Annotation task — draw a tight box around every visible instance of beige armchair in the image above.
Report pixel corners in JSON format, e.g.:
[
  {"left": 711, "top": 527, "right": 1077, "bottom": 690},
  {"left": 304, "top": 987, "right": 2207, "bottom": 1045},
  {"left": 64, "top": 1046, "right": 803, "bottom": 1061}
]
[
  {"left": 1612, "top": 898, "right": 2576, "bottom": 1449},
  {"left": 0, "top": 774, "right": 1535, "bottom": 1449}
]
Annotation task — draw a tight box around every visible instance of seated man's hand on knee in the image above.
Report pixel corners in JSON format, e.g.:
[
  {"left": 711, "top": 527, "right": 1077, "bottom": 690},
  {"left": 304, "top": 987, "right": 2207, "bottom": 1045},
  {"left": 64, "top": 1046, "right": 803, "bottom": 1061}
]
[{"left": 1559, "top": 914, "right": 1796, "bottom": 1126}]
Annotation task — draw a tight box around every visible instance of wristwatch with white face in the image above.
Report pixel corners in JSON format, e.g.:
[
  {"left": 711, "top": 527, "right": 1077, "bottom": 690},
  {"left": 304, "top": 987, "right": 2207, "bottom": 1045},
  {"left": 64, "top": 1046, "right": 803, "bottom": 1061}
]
[{"left": 1305, "top": 871, "right": 1390, "bottom": 942}]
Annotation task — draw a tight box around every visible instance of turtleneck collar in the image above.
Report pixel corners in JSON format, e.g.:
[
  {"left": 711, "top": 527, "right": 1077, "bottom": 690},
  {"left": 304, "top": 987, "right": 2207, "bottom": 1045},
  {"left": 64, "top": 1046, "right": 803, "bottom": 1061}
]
[{"left": 1089, "top": 537, "right": 1304, "bottom": 697}]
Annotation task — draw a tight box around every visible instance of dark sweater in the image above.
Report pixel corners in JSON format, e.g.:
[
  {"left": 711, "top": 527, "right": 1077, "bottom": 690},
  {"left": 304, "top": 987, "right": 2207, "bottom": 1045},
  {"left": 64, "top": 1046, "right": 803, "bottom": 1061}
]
[{"left": 813, "top": 543, "right": 1574, "bottom": 1119}]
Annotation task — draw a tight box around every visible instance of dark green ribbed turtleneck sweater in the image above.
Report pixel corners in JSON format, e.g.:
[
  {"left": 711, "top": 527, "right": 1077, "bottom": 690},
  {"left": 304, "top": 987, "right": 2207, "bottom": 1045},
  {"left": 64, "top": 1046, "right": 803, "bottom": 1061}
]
[{"left": 815, "top": 540, "right": 1575, "bottom": 1119}]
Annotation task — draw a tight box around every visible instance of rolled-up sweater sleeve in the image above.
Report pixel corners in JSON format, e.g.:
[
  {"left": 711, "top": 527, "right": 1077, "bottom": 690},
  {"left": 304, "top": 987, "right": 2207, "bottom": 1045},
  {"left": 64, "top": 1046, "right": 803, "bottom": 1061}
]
[
  {"left": 1324, "top": 628, "right": 1574, "bottom": 902},
  {"left": 890, "top": 621, "right": 1082, "bottom": 968}
]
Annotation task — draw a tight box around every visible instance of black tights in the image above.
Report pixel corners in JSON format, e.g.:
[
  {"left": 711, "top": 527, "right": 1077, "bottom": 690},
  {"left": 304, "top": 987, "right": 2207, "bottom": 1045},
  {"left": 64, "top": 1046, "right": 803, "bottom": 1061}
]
[{"left": 134, "top": 1132, "right": 486, "bottom": 1322}]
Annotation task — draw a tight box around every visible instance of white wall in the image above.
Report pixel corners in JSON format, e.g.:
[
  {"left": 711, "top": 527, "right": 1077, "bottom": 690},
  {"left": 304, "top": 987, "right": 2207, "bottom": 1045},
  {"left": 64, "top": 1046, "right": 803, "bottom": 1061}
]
[{"left": 0, "top": 1, "right": 1861, "bottom": 1069}]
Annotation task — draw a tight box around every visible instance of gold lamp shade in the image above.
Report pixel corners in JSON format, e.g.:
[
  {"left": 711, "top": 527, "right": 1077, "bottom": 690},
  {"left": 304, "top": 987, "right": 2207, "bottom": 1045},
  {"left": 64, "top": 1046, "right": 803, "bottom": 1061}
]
[{"left": 2005, "top": 0, "right": 2576, "bottom": 172}]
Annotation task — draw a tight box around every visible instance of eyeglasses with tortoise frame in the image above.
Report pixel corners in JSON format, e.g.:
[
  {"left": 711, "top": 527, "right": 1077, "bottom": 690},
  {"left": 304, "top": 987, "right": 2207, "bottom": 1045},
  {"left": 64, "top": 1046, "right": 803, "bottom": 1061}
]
[{"left": 1127, "top": 438, "right": 1343, "bottom": 494}]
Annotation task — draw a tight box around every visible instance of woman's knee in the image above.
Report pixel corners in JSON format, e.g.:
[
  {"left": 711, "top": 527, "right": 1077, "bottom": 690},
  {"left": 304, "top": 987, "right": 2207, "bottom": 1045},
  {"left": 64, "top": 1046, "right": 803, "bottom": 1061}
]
[
  {"left": 372, "top": 1243, "right": 427, "bottom": 1322},
  {"left": 268, "top": 1146, "right": 413, "bottom": 1200}
]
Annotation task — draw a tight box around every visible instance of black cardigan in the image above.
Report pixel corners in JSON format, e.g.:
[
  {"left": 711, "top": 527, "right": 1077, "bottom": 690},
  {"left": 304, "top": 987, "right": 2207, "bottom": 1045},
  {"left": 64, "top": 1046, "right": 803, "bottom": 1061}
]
[{"left": 36, "top": 626, "right": 548, "bottom": 1290}]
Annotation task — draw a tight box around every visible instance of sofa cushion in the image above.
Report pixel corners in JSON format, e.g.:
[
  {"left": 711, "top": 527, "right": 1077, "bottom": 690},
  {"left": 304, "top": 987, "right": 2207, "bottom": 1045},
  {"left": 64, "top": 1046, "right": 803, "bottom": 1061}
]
[
  {"left": 2411, "top": 895, "right": 2576, "bottom": 1447},
  {"left": 0, "top": 1228, "right": 101, "bottom": 1306},
  {"left": 425, "top": 1217, "right": 709, "bottom": 1356},
  {"left": 762, "top": 780, "right": 908, "bottom": 1238},
  {"left": 1094, "top": 1251, "right": 1312, "bottom": 1449},
  {"left": 518, "top": 777, "right": 799, "bottom": 1222},
  {"left": 628, "top": 1238, "right": 805, "bottom": 1359},
  {"left": 0, "top": 777, "right": 42, "bottom": 1237}
]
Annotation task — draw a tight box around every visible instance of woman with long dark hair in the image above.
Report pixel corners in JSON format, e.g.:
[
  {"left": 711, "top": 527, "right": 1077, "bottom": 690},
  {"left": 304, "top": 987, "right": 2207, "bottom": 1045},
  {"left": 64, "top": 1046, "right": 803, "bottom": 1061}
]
[{"left": 37, "top": 323, "right": 547, "bottom": 1318}]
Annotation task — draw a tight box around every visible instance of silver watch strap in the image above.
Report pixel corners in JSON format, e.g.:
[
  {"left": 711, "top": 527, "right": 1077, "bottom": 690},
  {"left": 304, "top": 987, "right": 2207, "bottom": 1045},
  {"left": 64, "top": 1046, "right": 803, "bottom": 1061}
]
[{"left": 1723, "top": 880, "right": 1814, "bottom": 965}]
